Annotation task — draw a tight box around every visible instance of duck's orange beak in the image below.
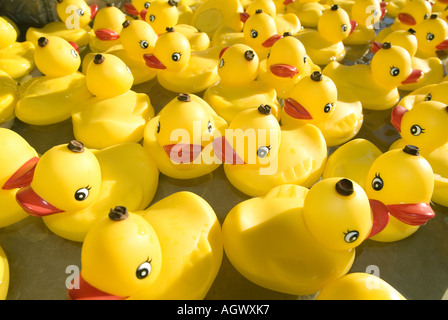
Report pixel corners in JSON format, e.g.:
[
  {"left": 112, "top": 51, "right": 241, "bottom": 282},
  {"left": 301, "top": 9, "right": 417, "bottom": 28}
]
[
  {"left": 436, "top": 38, "right": 448, "bottom": 50},
  {"left": 370, "top": 40, "right": 382, "bottom": 54},
  {"left": 391, "top": 105, "right": 408, "bottom": 132},
  {"left": 380, "top": 2, "right": 388, "bottom": 19},
  {"left": 2, "top": 157, "right": 39, "bottom": 190},
  {"left": 401, "top": 69, "right": 423, "bottom": 85},
  {"left": 283, "top": 98, "right": 313, "bottom": 119},
  {"left": 140, "top": 9, "right": 148, "bottom": 21},
  {"left": 387, "top": 202, "right": 435, "bottom": 226},
  {"left": 349, "top": 20, "right": 358, "bottom": 34},
  {"left": 89, "top": 4, "right": 98, "bottom": 20},
  {"left": 212, "top": 136, "right": 245, "bottom": 165},
  {"left": 68, "top": 41, "right": 79, "bottom": 53},
  {"left": 240, "top": 12, "right": 250, "bottom": 23},
  {"left": 95, "top": 29, "right": 120, "bottom": 41},
  {"left": 368, "top": 199, "right": 390, "bottom": 238},
  {"left": 262, "top": 34, "right": 282, "bottom": 48},
  {"left": 67, "top": 274, "right": 126, "bottom": 300},
  {"left": 269, "top": 64, "right": 298, "bottom": 78},
  {"left": 15, "top": 185, "right": 64, "bottom": 217},
  {"left": 397, "top": 12, "right": 416, "bottom": 25},
  {"left": 163, "top": 144, "right": 205, "bottom": 164},
  {"left": 283, "top": 0, "right": 295, "bottom": 5},
  {"left": 143, "top": 54, "right": 166, "bottom": 69},
  {"left": 123, "top": 3, "right": 139, "bottom": 16}
]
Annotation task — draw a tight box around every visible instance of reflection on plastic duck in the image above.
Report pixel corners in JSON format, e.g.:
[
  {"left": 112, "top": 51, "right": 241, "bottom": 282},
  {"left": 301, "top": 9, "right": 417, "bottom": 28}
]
[
  {"left": 0, "top": 128, "right": 39, "bottom": 228},
  {"left": 222, "top": 179, "right": 373, "bottom": 295},
  {"left": 68, "top": 193, "right": 223, "bottom": 299},
  {"left": 15, "top": 140, "right": 159, "bottom": 242},
  {"left": 0, "top": 246, "right": 8, "bottom": 300},
  {"left": 143, "top": 93, "right": 227, "bottom": 179},
  {"left": 0, "top": 70, "right": 18, "bottom": 128}
]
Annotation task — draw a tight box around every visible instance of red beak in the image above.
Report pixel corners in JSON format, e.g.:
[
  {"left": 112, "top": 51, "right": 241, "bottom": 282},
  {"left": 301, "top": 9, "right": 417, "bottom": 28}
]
[
  {"left": 163, "top": 144, "right": 204, "bottom": 164},
  {"left": 141, "top": 9, "right": 148, "bottom": 21},
  {"left": 15, "top": 185, "right": 64, "bottom": 217},
  {"left": 212, "top": 136, "right": 245, "bottom": 165},
  {"left": 284, "top": 98, "right": 313, "bottom": 119},
  {"left": 283, "top": 0, "right": 295, "bottom": 5},
  {"left": 2, "top": 157, "right": 39, "bottom": 190},
  {"left": 370, "top": 40, "right": 382, "bottom": 54},
  {"left": 387, "top": 203, "right": 435, "bottom": 226},
  {"left": 269, "top": 64, "right": 298, "bottom": 78},
  {"left": 143, "top": 54, "right": 166, "bottom": 69},
  {"left": 219, "top": 47, "right": 229, "bottom": 59},
  {"left": 390, "top": 105, "right": 408, "bottom": 133},
  {"left": 350, "top": 20, "right": 358, "bottom": 34},
  {"left": 397, "top": 12, "right": 416, "bottom": 25},
  {"left": 89, "top": 4, "right": 98, "bottom": 20},
  {"left": 240, "top": 12, "right": 250, "bottom": 23},
  {"left": 262, "top": 34, "right": 282, "bottom": 48},
  {"left": 401, "top": 69, "right": 422, "bottom": 85},
  {"left": 67, "top": 274, "right": 126, "bottom": 300},
  {"left": 95, "top": 29, "right": 120, "bottom": 41},
  {"left": 123, "top": 3, "right": 139, "bottom": 16},
  {"left": 380, "top": 2, "right": 388, "bottom": 19},
  {"left": 368, "top": 199, "right": 390, "bottom": 238},
  {"left": 68, "top": 41, "right": 79, "bottom": 53},
  {"left": 436, "top": 39, "right": 448, "bottom": 50}
]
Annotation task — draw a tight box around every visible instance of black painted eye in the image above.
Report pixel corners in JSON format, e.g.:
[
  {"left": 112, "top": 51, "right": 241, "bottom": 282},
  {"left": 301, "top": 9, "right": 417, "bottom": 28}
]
[
  {"left": 341, "top": 24, "right": 347, "bottom": 32},
  {"left": 140, "top": 40, "right": 149, "bottom": 49},
  {"left": 77, "top": 9, "right": 85, "bottom": 16},
  {"left": 324, "top": 103, "right": 333, "bottom": 113},
  {"left": 74, "top": 186, "right": 91, "bottom": 201},
  {"left": 219, "top": 58, "right": 224, "bottom": 68},
  {"left": 410, "top": 124, "right": 424, "bottom": 136},
  {"left": 207, "top": 120, "right": 213, "bottom": 133},
  {"left": 136, "top": 259, "right": 152, "bottom": 279},
  {"left": 157, "top": 121, "right": 160, "bottom": 133},
  {"left": 172, "top": 52, "right": 181, "bottom": 61},
  {"left": 148, "top": 14, "right": 155, "bottom": 22},
  {"left": 425, "top": 93, "right": 432, "bottom": 101},
  {"left": 390, "top": 66, "right": 400, "bottom": 77},
  {"left": 424, "top": 13, "right": 429, "bottom": 19},
  {"left": 371, "top": 173, "right": 383, "bottom": 191},
  {"left": 144, "top": 2, "right": 151, "bottom": 9},
  {"left": 303, "top": 56, "right": 307, "bottom": 63},
  {"left": 257, "top": 145, "right": 271, "bottom": 158},
  {"left": 250, "top": 29, "right": 258, "bottom": 38},
  {"left": 426, "top": 33, "right": 435, "bottom": 41},
  {"left": 71, "top": 49, "right": 78, "bottom": 58},
  {"left": 344, "top": 230, "right": 359, "bottom": 243}
]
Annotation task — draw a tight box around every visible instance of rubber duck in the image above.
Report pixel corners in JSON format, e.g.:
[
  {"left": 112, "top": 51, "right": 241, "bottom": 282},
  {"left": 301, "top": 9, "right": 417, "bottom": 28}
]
[
  {"left": 143, "top": 93, "right": 227, "bottom": 179},
  {"left": 414, "top": 13, "right": 448, "bottom": 58},
  {"left": 281, "top": 71, "right": 363, "bottom": 147},
  {"left": 68, "top": 193, "right": 223, "bottom": 300},
  {"left": 398, "top": 79, "right": 448, "bottom": 110},
  {"left": 25, "top": 0, "right": 98, "bottom": 49},
  {"left": 0, "top": 128, "right": 39, "bottom": 228},
  {"left": 212, "top": 9, "right": 282, "bottom": 60},
  {"left": 315, "top": 273, "right": 406, "bottom": 300},
  {"left": 390, "top": 100, "right": 448, "bottom": 207},
  {"left": 213, "top": 105, "right": 327, "bottom": 197},
  {"left": 371, "top": 28, "right": 444, "bottom": 91},
  {"left": 144, "top": 27, "right": 221, "bottom": 93},
  {"left": 0, "top": 70, "right": 18, "bottom": 129},
  {"left": 0, "top": 245, "right": 8, "bottom": 300},
  {"left": 295, "top": 5, "right": 357, "bottom": 66},
  {"left": 203, "top": 44, "right": 281, "bottom": 123},
  {"left": 323, "top": 139, "right": 435, "bottom": 242},
  {"left": 190, "top": 0, "right": 244, "bottom": 38},
  {"left": 323, "top": 42, "right": 422, "bottom": 110},
  {"left": 73, "top": 53, "right": 154, "bottom": 149},
  {"left": 286, "top": 0, "right": 329, "bottom": 29},
  {"left": 0, "top": 16, "right": 35, "bottom": 80},
  {"left": 384, "top": 0, "right": 408, "bottom": 18},
  {"left": 15, "top": 36, "right": 93, "bottom": 126},
  {"left": 125, "top": 0, "right": 195, "bottom": 25},
  {"left": 257, "top": 33, "right": 321, "bottom": 99},
  {"left": 15, "top": 140, "right": 159, "bottom": 242},
  {"left": 222, "top": 179, "right": 373, "bottom": 295},
  {"left": 89, "top": 4, "right": 127, "bottom": 53}
]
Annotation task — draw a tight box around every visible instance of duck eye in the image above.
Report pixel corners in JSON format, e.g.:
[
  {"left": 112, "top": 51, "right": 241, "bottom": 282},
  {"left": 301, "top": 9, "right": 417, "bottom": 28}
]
[
  {"left": 390, "top": 66, "right": 400, "bottom": 77},
  {"left": 371, "top": 174, "right": 383, "bottom": 191},
  {"left": 341, "top": 24, "right": 348, "bottom": 32},
  {"left": 136, "top": 260, "right": 152, "bottom": 279},
  {"left": 257, "top": 145, "right": 271, "bottom": 158},
  {"left": 424, "top": 13, "right": 429, "bottom": 19},
  {"left": 303, "top": 56, "right": 307, "bottom": 63},
  {"left": 324, "top": 103, "right": 333, "bottom": 113},
  {"left": 410, "top": 124, "right": 424, "bottom": 136},
  {"left": 207, "top": 120, "right": 213, "bottom": 133},
  {"left": 250, "top": 29, "right": 258, "bottom": 38},
  {"left": 426, "top": 33, "right": 435, "bottom": 41},
  {"left": 344, "top": 230, "right": 359, "bottom": 243},
  {"left": 219, "top": 58, "right": 224, "bottom": 68},
  {"left": 71, "top": 49, "right": 78, "bottom": 58},
  {"left": 144, "top": 2, "right": 151, "bottom": 9},
  {"left": 74, "top": 186, "right": 91, "bottom": 201},
  {"left": 157, "top": 121, "right": 161, "bottom": 133},
  {"left": 172, "top": 52, "right": 181, "bottom": 61},
  {"left": 140, "top": 40, "right": 149, "bottom": 49},
  {"left": 77, "top": 9, "right": 85, "bottom": 16},
  {"left": 149, "top": 14, "right": 155, "bottom": 22},
  {"left": 425, "top": 93, "right": 432, "bottom": 101}
]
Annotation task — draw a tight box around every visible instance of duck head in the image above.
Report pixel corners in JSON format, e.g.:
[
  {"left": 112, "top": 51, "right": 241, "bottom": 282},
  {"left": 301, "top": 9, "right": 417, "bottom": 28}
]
[
  {"left": 145, "top": 0, "right": 179, "bottom": 35},
  {"left": 318, "top": 5, "right": 357, "bottom": 43},
  {"left": 120, "top": 20, "right": 158, "bottom": 61},
  {"left": 92, "top": 4, "right": 126, "bottom": 41},
  {"left": 414, "top": 14, "right": 448, "bottom": 54},
  {"left": 267, "top": 34, "right": 308, "bottom": 79},
  {"left": 218, "top": 44, "right": 260, "bottom": 86},
  {"left": 56, "top": 0, "right": 98, "bottom": 27},
  {"left": 243, "top": 10, "right": 282, "bottom": 50}
]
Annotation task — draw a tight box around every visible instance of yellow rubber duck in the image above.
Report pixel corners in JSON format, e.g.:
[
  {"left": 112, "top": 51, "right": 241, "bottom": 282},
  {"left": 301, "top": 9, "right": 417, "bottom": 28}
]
[
  {"left": 414, "top": 13, "right": 448, "bottom": 58},
  {"left": 0, "top": 245, "right": 9, "bottom": 300},
  {"left": 15, "top": 36, "right": 93, "bottom": 126},
  {"left": 371, "top": 28, "right": 444, "bottom": 91},
  {"left": 89, "top": 4, "right": 127, "bottom": 53},
  {"left": 203, "top": 43, "right": 281, "bottom": 123},
  {"left": 286, "top": 0, "right": 329, "bottom": 29},
  {"left": 0, "top": 70, "right": 18, "bottom": 129},
  {"left": 398, "top": 79, "right": 448, "bottom": 110},
  {"left": 390, "top": 100, "right": 448, "bottom": 207},
  {"left": 281, "top": 71, "right": 363, "bottom": 147},
  {"left": 67, "top": 193, "right": 222, "bottom": 300},
  {"left": 143, "top": 93, "right": 227, "bottom": 179},
  {"left": 295, "top": 5, "right": 357, "bottom": 66},
  {"left": 15, "top": 140, "right": 159, "bottom": 242},
  {"left": 26, "top": 0, "right": 98, "bottom": 49},
  {"left": 384, "top": 0, "right": 408, "bottom": 18},
  {"left": 323, "top": 42, "right": 422, "bottom": 110},
  {"left": 125, "top": 0, "right": 195, "bottom": 25},
  {"left": 323, "top": 139, "right": 435, "bottom": 242},
  {"left": 214, "top": 105, "right": 327, "bottom": 197},
  {"left": 144, "top": 27, "right": 221, "bottom": 93},
  {"left": 315, "top": 273, "right": 406, "bottom": 300},
  {"left": 73, "top": 53, "right": 154, "bottom": 149},
  {"left": 0, "top": 16, "right": 35, "bottom": 80},
  {"left": 257, "top": 33, "right": 321, "bottom": 99},
  {"left": 222, "top": 179, "right": 373, "bottom": 295},
  {"left": 0, "top": 128, "right": 39, "bottom": 228}
]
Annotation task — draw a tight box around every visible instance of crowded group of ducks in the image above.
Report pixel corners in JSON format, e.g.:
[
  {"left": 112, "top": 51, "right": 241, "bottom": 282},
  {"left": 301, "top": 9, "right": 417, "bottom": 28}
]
[{"left": 1, "top": 0, "right": 448, "bottom": 300}]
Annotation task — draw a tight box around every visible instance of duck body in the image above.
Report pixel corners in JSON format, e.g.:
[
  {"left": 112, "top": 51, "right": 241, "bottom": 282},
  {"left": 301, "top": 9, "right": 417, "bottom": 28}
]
[
  {"left": 0, "top": 246, "right": 8, "bottom": 300},
  {"left": 0, "top": 70, "right": 18, "bottom": 128},
  {"left": 68, "top": 192, "right": 223, "bottom": 300}
]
